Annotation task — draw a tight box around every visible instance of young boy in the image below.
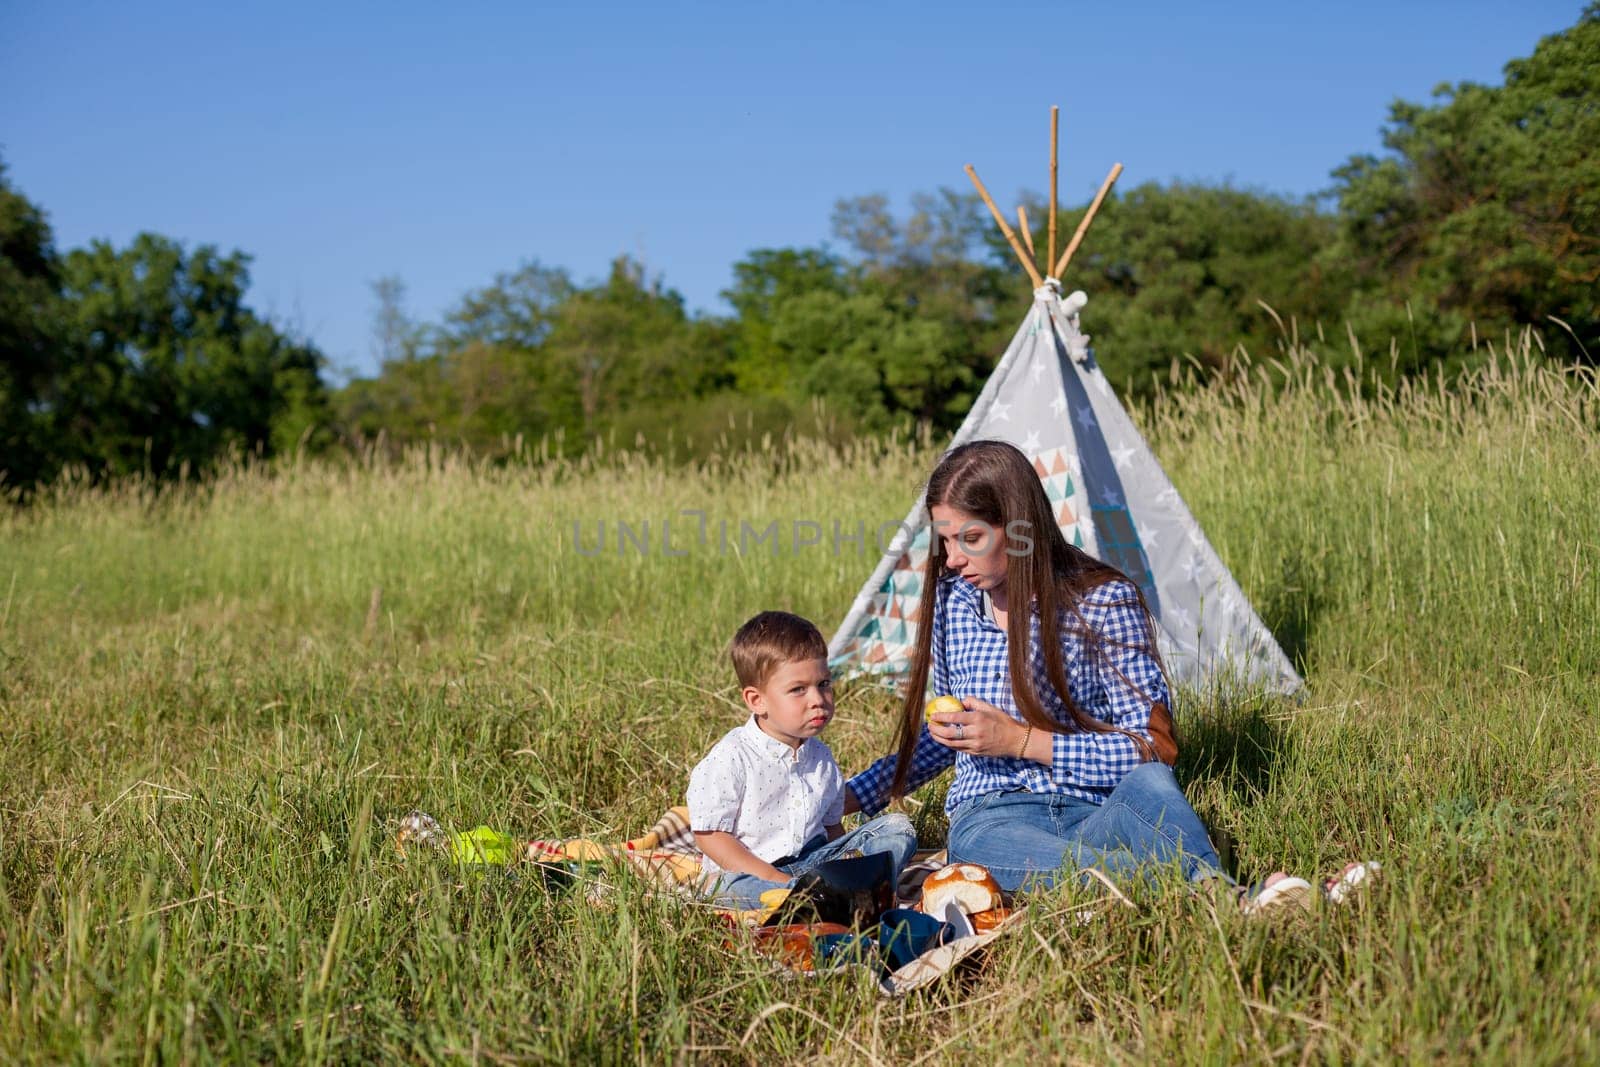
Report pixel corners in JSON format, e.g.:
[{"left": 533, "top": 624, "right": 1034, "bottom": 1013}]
[{"left": 687, "top": 611, "right": 918, "bottom": 909}]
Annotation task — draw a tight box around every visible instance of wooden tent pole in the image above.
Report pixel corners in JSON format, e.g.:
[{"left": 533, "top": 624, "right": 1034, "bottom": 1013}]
[
  {"left": 964, "top": 164, "right": 1044, "bottom": 288},
  {"left": 1016, "top": 205, "right": 1036, "bottom": 260},
  {"left": 1052, "top": 162, "right": 1123, "bottom": 280},
  {"left": 1048, "top": 105, "right": 1059, "bottom": 274}
]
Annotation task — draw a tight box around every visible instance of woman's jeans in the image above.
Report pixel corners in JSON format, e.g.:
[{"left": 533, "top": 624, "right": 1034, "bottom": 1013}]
[
  {"left": 711, "top": 813, "right": 918, "bottom": 909},
  {"left": 946, "top": 762, "right": 1227, "bottom": 892}
]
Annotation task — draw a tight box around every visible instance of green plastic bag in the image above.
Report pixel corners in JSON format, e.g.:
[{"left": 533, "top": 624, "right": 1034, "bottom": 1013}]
[{"left": 448, "top": 826, "right": 517, "bottom": 866}]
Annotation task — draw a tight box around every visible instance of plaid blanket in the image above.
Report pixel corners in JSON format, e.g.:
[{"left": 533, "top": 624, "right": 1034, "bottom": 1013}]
[
  {"left": 395, "top": 806, "right": 1026, "bottom": 994},
  {"left": 398, "top": 805, "right": 950, "bottom": 910}
]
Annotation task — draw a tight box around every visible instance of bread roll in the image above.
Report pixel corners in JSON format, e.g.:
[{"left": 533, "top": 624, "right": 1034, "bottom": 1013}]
[
  {"left": 920, "top": 863, "right": 1004, "bottom": 917},
  {"left": 970, "top": 906, "right": 1014, "bottom": 933}
]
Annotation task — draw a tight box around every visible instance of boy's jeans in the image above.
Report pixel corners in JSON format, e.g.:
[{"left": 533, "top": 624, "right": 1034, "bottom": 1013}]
[
  {"left": 945, "top": 762, "right": 1228, "bottom": 892},
  {"left": 710, "top": 813, "right": 918, "bottom": 909}
]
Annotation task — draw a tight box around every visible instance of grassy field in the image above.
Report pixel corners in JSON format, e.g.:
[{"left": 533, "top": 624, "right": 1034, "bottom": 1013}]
[{"left": 3, "top": 338, "right": 1598, "bottom": 1064}]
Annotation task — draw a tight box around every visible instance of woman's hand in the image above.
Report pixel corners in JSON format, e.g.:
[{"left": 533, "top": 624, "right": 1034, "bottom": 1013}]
[{"left": 928, "top": 697, "right": 1027, "bottom": 758}]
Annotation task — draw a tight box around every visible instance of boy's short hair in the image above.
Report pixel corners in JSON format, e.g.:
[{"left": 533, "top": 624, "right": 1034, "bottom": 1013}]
[{"left": 730, "top": 611, "right": 828, "bottom": 689}]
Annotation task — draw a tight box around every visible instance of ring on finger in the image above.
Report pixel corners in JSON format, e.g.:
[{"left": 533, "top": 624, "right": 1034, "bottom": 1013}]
[{"left": 955, "top": 722, "right": 965, "bottom": 739}]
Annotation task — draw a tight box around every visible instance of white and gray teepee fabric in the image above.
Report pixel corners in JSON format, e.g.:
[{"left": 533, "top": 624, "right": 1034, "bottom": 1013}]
[{"left": 828, "top": 285, "right": 1301, "bottom": 694}]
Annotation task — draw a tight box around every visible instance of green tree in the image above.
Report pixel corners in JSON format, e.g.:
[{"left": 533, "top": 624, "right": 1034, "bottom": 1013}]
[
  {"left": 544, "top": 257, "right": 723, "bottom": 432},
  {"left": 721, "top": 247, "right": 848, "bottom": 396},
  {"left": 336, "top": 264, "right": 580, "bottom": 453},
  {"left": 0, "top": 160, "right": 67, "bottom": 492},
  {"left": 841, "top": 189, "right": 1013, "bottom": 419},
  {"left": 441, "top": 260, "right": 574, "bottom": 352},
  {"left": 334, "top": 256, "right": 727, "bottom": 453},
  {"left": 713, "top": 191, "right": 1013, "bottom": 431},
  {"left": 58, "top": 234, "right": 329, "bottom": 477},
  {"left": 333, "top": 356, "right": 451, "bottom": 446},
  {"left": 441, "top": 262, "right": 584, "bottom": 446},
  {"left": 1033, "top": 183, "right": 1346, "bottom": 390},
  {"left": 1330, "top": 4, "right": 1600, "bottom": 363},
  {"left": 764, "top": 288, "right": 974, "bottom": 429}
]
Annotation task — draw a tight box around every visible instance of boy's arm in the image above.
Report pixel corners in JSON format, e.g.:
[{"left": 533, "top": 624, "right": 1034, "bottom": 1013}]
[
  {"left": 822, "top": 760, "right": 846, "bottom": 841},
  {"left": 693, "top": 830, "right": 790, "bottom": 883},
  {"left": 689, "top": 744, "right": 789, "bottom": 878}
]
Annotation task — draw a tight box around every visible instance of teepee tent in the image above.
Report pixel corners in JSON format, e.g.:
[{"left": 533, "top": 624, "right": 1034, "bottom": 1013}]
[{"left": 828, "top": 109, "right": 1301, "bottom": 694}]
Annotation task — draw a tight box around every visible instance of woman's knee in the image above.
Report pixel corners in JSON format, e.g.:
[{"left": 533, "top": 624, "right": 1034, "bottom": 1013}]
[{"left": 1119, "top": 760, "right": 1180, "bottom": 798}]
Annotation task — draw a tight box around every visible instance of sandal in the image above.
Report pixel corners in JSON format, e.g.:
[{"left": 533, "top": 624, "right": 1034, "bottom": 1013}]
[
  {"left": 1239, "top": 874, "right": 1315, "bottom": 917},
  {"left": 1323, "top": 861, "right": 1382, "bottom": 905}
]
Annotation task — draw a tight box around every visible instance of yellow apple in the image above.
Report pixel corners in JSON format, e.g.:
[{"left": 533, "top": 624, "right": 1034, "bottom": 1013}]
[{"left": 925, "top": 695, "right": 964, "bottom": 719}]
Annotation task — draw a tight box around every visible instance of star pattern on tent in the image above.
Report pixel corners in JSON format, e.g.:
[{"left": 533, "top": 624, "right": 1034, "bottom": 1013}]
[
  {"left": 1180, "top": 552, "right": 1205, "bottom": 584},
  {"left": 990, "top": 400, "right": 1013, "bottom": 422},
  {"left": 1135, "top": 520, "right": 1160, "bottom": 551},
  {"left": 1167, "top": 602, "right": 1195, "bottom": 634},
  {"left": 1110, "top": 444, "right": 1136, "bottom": 469},
  {"left": 1031, "top": 361, "right": 1046, "bottom": 384},
  {"left": 1050, "top": 395, "right": 1067, "bottom": 416},
  {"left": 1021, "top": 429, "right": 1042, "bottom": 452},
  {"left": 1100, "top": 486, "right": 1123, "bottom": 507},
  {"left": 1156, "top": 486, "right": 1181, "bottom": 508},
  {"left": 1075, "top": 403, "right": 1094, "bottom": 423}
]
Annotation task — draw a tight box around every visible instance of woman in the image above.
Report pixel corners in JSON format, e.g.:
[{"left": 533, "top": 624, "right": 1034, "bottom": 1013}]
[{"left": 841, "top": 440, "right": 1348, "bottom": 910}]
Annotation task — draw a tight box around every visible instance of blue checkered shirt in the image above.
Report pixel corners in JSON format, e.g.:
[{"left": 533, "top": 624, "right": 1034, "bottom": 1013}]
[{"left": 847, "top": 573, "right": 1169, "bottom": 814}]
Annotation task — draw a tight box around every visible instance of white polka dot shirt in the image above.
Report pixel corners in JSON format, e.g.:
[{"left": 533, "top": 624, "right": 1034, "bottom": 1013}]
[{"left": 686, "top": 716, "right": 845, "bottom": 875}]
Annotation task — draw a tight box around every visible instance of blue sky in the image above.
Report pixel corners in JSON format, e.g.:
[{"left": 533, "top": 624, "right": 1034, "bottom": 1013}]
[{"left": 2, "top": 1, "right": 1583, "bottom": 380}]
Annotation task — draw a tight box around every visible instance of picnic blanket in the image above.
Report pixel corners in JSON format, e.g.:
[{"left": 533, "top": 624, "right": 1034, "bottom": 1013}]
[
  {"left": 538, "top": 806, "right": 950, "bottom": 907},
  {"left": 398, "top": 807, "right": 948, "bottom": 912},
  {"left": 394, "top": 806, "right": 1022, "bottom": 994}
]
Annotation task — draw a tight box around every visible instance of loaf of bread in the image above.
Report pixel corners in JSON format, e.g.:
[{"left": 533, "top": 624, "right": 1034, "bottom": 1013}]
[
  {"left": 970, "top": 906, "right": 1014, "bottom": 933},
  {"left": 920, "top": 862, "right": 1004, "bottom": 918}
]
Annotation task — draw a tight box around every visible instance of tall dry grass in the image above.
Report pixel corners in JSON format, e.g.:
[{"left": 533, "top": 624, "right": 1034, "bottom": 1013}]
[{"left": 2, "top": 333, "right": 1597, "bottom": 1063}]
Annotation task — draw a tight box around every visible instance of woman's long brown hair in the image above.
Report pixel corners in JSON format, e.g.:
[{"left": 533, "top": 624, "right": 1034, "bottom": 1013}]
[{"left": 890, "top": 440, "right": 1163, "bottom": 798}]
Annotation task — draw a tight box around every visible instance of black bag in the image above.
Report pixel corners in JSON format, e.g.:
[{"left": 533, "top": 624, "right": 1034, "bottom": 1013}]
[{"left": 761, "top": 852, "right": 895, "bottom": 929}]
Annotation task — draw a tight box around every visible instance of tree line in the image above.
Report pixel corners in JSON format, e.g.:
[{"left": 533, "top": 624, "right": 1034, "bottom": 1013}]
[{"left": 3, "top": 6, "right": 1594, "bottom": 493}]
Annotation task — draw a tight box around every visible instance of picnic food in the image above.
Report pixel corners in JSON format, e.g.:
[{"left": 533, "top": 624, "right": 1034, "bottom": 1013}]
[
  {"left": 750, "top": 923, "right": 851, "bottom": 970},
  {"left": 970, "top": 906, "right": 1014, "bottom": 933},
  {"left": 925, "top": 695, "right": 965, "bottom": 718},
  {"left": 920, "top": 862, "right": 1004, "bottom": 918}
]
